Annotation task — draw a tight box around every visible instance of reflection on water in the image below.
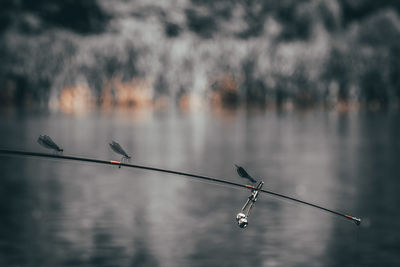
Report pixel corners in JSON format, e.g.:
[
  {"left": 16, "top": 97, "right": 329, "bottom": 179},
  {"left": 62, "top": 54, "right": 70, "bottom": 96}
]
[{"left": 0, "top": 110, "right": 399, "bottom": 266}]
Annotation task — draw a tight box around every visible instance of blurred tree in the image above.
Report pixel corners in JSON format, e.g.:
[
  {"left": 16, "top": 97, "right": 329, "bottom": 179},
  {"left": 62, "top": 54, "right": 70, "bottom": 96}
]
[
  {"left": 0, "top": 0, "right": 110, "bottom": 34},
  {"left": 358, "top": 9, "right": 400, "bottom": 47},
  {"left": 185, "top": 8, "right": 218, "bottom": 38},
  {"left": 356, "top": 10, "right": 400, "bottom": 107},
  {"left": 389, "top": 46, "right": 400, "bottom": 103},
  {"left": 276, "top": 0, "right": 313, "bottom": 41},
  {"left": 241, "top": 57, "right": 267, "bottom": 108},
  {"left": 0, "top": 0, "right": 14, "bottom": 34},
  {"left": 22, "top": 0, "right": 110, "bottom": 34},
  {"left": 292, "top": 65, "right": 316, "bottom": 108},
  {"left": 360, "top": 67, "right": 389, "bottom": 107},
  {"left": 274, "top": 75, "right": 291, "bottom": 110},
  {"left": 318, "top": 0, "right": 341, "bottom": 32},
  {"left": 323, "top": 48, "right": 351, "bottom": 102},
  {"left": 0, "top": 0, "right": 109, "bottom": 107},
  {"left": 340, "top": 0, "right": 400, "bottom": 25},
  {"left": 154, "top": 74, "right": 169, "bottom": 100},
  {"left": 78, "top": 45, "right": 139, "bottom": 103},
  {"left": 164, "top": 22, "right": 181, "bottom": 38},
  {"left": 187, "top": 0, "right": 315, "bottom": 39}
]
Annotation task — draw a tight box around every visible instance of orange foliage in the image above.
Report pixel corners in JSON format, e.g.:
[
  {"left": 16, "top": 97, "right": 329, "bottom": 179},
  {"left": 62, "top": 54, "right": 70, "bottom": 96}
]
[{"left": 59, "top": 84, "right": 93, "bottom": 114}]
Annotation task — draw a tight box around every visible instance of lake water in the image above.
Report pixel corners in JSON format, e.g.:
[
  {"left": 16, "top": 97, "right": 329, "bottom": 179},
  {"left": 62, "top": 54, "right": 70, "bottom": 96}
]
[{"left": 0, "top": 109, "right": 399, "bottom": 266}]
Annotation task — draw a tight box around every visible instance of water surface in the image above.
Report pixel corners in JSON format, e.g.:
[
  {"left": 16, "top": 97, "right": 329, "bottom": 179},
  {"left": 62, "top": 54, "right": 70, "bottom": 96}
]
[{"left": 0, "top": 109, "right": 399, "bottom": 266}]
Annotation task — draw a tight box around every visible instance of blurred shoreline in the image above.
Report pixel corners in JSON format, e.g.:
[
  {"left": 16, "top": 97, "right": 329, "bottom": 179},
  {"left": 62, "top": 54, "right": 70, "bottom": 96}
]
[{"left": 1, "top": 1, "right": 400, "bottom": 113}]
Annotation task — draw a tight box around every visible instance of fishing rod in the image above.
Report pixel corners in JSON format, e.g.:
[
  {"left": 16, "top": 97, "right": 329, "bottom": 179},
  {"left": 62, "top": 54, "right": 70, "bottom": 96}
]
[{"left": 0, "top": 148, "right": 361, "bottom": 227}]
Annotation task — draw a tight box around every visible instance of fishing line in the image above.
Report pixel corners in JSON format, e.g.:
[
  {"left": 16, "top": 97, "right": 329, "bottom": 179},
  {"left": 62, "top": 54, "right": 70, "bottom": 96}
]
[{"left": 353, "top": 220, "right": 361, "bottom": 267}]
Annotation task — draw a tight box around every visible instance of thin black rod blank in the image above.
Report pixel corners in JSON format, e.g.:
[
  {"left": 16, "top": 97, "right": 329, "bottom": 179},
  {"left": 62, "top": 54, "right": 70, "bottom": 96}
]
[{"left": 0, "top": 149, "right": 361, "bottom": 225}]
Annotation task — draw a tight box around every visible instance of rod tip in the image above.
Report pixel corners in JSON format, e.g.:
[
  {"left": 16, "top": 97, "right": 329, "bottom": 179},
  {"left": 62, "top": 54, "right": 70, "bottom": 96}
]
[{"left": 346, "top": 215, "right": 361, "bottom": 226}]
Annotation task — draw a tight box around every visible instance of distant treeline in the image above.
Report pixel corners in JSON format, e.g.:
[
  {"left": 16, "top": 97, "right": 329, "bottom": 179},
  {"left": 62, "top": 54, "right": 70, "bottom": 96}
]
[{"left": 0, "top": 0, "right": 400, "bottom": 111}]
